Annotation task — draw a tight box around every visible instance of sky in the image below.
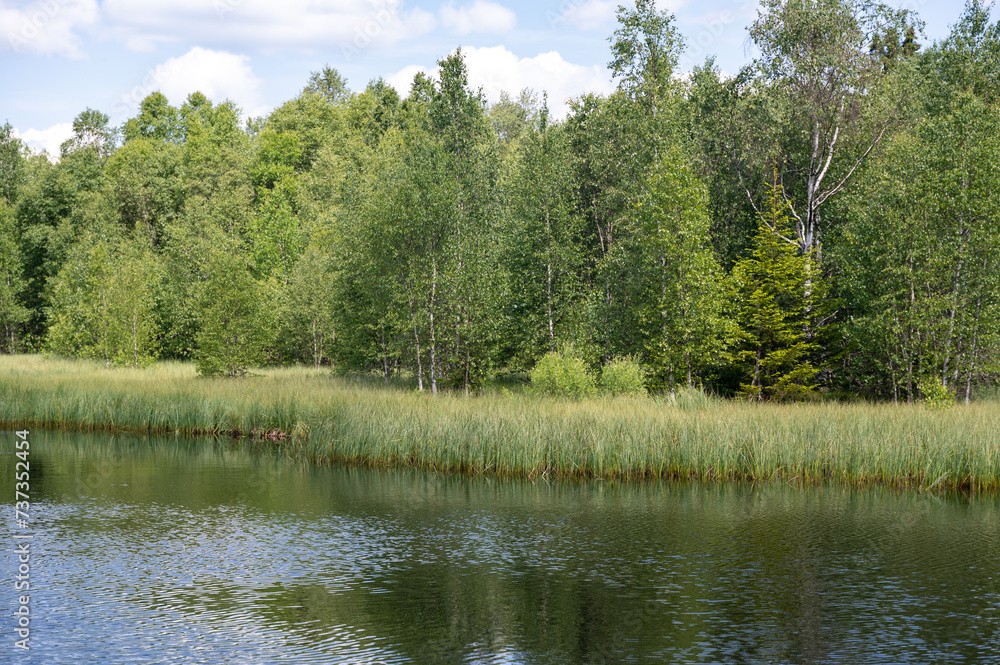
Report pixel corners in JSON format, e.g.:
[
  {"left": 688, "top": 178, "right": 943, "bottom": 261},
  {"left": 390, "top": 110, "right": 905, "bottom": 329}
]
[{"left": 0, "top": 0, "right": 988, "bottom": 157}]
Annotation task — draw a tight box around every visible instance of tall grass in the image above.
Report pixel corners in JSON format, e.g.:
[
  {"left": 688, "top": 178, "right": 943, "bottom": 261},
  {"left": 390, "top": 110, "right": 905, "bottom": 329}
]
[{"left": 2, "top": 355, "right": 999, "bottom": 493}]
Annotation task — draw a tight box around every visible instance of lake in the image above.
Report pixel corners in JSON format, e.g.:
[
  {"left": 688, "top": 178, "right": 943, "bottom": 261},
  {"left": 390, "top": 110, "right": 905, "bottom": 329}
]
[{"left": 3, "top": 429, "right": 999, "bottom": 664}]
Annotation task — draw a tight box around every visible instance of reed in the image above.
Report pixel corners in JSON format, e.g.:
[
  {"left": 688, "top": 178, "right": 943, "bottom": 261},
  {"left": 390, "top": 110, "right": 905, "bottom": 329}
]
[{"left": 2, "top": 355, "right": 999, "bottom": 493}]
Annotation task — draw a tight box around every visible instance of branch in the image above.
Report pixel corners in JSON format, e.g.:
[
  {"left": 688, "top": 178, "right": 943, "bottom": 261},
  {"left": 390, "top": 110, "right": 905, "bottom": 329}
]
[
  {"left": 760, "top": 216, "right": 800, "bottom": 248},
  {"left": 778, "top": 170, "right": 804, "bottom": 228},
  {"left": 813, "top": 123, "right": 840, "bottom": 196},
  {"left": 736, "top": 164, "right": 761, "bottom": 215},
  {"left": 815, "top": 123, "right": 889, "bottom": 208},
  {"left": 815, "top": 309, "right": 840, "bottom": 328}
]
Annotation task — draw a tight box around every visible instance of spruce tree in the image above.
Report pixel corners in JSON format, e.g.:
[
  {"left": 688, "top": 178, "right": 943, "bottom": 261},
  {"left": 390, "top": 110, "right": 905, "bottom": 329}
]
[{"left": 733, "top": 183, "right": 820, "bottom": 400}]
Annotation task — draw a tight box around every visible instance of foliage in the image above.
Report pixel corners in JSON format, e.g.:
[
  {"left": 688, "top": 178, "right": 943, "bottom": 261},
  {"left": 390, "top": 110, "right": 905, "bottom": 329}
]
[
  {"left": 918, "top": 376, "right": 955, "bottom": 409},
  {"left": 530, "top": 350, "right": 596, "bottom": 399},
  {"left": 0, "top": 122, "right": 25, "bottom": 205},
  {"left": 746, "top": 0, "right": 921, "bottom": 254},
  {"left": 0, "top": 203, "right": 29, "bottom": 351},
  {"left": 46, "top": 234, "right": 161, "bottom": 368},
  {"left": 624, "top": 147, "right": 735, "bottom": 390},
  {"left": 732, "top": 183, "right": 821, "bottom": 401},
  {"left": 279, "top": 243, "right": 337, "bottom": 367},
  {"left": 0, "top": 2, "right": 996, "bottom": 403},
  {"left": 302, "top": 66, "right": 352, "bottom": 105},
  {"left": 608, "top": 0, "right": 683, "bottom": 107},
  {"left": 194, "top": 247, "right": 275, "bottom": 377},
  {"left": 502, "top": 97, "right": 582, "bottom": 368},
  {"left": 599, "top": 357, "right": 647, "bottom": 396}
]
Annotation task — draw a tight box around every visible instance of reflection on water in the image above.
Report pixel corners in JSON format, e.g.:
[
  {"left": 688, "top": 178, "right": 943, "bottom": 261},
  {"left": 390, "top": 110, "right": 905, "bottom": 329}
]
[{"left": 2, "top": 430, "right": 999, "bottom": 664}]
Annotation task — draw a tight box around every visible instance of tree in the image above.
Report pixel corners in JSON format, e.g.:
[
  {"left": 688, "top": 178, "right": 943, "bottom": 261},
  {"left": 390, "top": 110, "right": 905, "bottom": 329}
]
[
  {"left": 280, "top": 244, "right": 338, "bottom": 367},
  {"left": 840, "top": 96, "right": 1000, "bottom": 402},
  {"left": 733, "top": 183, "right": 822, "bottom": 400},
  {"left": 335, "top": 52, "right": 509, "bottom": 393},
  {"left": 835, "top": 3, "right": 1000, "bottom": 402},
  {"left": 195, "top": 246, "right": 275, "bottom": 377},
  {"left": 627, "top": 149, "right": 734, "bottom": 389},
  {"left": 608, "top": 0, "right": 683, "bottom": 119},
  {"left": 0, "top": 203, "right": 28, "bottom": 351},
  {"left": 303, "top": 66, "right": 352, "bottom": 105},
  {"left": 503, "top": 98, "right": 583, "bottom": 367},
  {"left": 347, "top": 78, "right": 401, "bottom": 148},
  {"left": 14, "top": 153, "right": 90, "bottom": 339},
  {"left": 122, "top": 93, "right": 182, "bottom": 144},
  {"left": 0, "top": 122, "right": 25, "bottom": 205},
  {"left": 60, "top": 108, "right": 116, "bottom": 158},
  {"left": 182, "top": 98, "right": 253, "bottom": 238},
  {"left": 0, "top": 126, "right": 29, "bottom": 347},
  {"left": 747, "top": 0, "right": 922, "bottom": 255},
  {"left": 46, "top": 235, "right": 161, "bottom": 368},
  {"left": 489, "top": 89, "right": 539, "bottom": 147},
  {"left": 922, "top": 0, "right": 1000, "bottom": 106},
  {"left": 683, "top": 59, "right": 761, "bottom": 269},
  {"left": 103, "top": 137, "right": 183, "bottom": 246}
]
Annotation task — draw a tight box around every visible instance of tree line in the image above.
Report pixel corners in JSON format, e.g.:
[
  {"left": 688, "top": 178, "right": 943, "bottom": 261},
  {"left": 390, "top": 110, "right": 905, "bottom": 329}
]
[{"left": 1, "top": 0, "right": 999, "bottom": 402}]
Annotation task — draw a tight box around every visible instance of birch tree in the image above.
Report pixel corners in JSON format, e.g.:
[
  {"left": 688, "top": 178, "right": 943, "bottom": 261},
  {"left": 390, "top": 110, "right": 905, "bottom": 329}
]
[
  {"left": 46, "top": 235, "right": 161, "bottom": 368},
  {"left": 0, "top": 203, "right": 28, "bottom": 352},
  {"left": 747, "top": 0, "right": 922, "bottom": 255},
  {"left": 504, "top": 98, "right": 582, "bottom": 367}
]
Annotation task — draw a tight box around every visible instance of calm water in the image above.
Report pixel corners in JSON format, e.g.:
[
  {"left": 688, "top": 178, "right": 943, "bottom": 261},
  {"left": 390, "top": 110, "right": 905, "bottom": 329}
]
[{"left": 2, "top": 430, "right": 999, "bottom": 664}]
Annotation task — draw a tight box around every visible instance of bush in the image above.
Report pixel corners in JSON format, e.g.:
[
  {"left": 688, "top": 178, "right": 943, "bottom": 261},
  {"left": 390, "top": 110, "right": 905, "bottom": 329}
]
[
  {"left": 919, "top": 376, "right": 955, "bottom": 409},
  {"left": 530, "top": 351, "right": 596, "bottom": 399},
  {"left": 599, "top": 357, "right": 647, "bottom": 397}
]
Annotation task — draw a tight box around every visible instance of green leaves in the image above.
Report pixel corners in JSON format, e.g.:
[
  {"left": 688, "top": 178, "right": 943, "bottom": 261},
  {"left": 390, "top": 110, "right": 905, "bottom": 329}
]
[
  {"left": 840, "top": 77, "right": 1000, "bottom": 401},
  {"left": 609, "top": 146, "right": 734, "bottom": 390},
  {"left": 46, "top": 234, "right": 162, "bottom": 368},
  {"left": 5, "top": 5, "right": 999, "bottom": 401},
  {"left": 194, "top": 245, "right": 275, "bottom": 377},
  {"left": 0, "top": 202, "right": 29, "bottom": 351},
  {"left": 609, "top": 0, "right": 683, "bottom": 104},
  {"left": 732, "top": 183, "right": 822, "bottom": 400},
  {"left": 530, "top": 350, "right": 596, "bottom": 399}
]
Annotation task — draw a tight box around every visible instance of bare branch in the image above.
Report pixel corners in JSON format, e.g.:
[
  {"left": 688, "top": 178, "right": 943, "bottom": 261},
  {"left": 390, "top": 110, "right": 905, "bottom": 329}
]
[
  {"left": 815, "top": 123, "right": 889, "bottom": 207},
  {"left": 813, "top": 124, "right": 840, "bottom": 195},
  {"left": 778, "top": 171, "right": 804, "bottom": 226},
  {"left": 737, "top": 165, "right": 761, "bottom": 215}
]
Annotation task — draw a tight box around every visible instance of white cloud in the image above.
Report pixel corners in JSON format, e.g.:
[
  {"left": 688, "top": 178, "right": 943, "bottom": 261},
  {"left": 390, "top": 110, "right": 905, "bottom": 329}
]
[
  {"left": 0, "top": 0, "right": 98, "bottom": 58},
  {"left": 551, "top": 0, "right": 689, "bottom": 30},
  {"left": 386, "top": 64, "right": 430, "bottom": 97},
  {"left": 14, "top": 123, "right": 74, "bottom": 159},
  {"left": 112, "top": 47, "right": 267, "bottom": 121},
  {"left": 100, "top": 0, "right": 437, "bottom": 54},
  {"left": 387, "top": 46, "right": 613, "bottom": 118},
  {"left": 440, "top": 0, "right": 516, "bottom": 35},
  {"left": 550, "top": 0, "right": 615, "bottom": 30}
]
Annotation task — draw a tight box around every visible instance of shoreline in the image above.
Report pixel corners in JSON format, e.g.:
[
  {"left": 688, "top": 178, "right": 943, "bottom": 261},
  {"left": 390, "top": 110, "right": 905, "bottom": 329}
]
[{"left": 2, "top": 355, "right": 998, "bottom": 494}]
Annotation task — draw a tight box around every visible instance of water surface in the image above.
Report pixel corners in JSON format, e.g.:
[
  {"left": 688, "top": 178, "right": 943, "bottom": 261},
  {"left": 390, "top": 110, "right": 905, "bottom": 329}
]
[{"left": 3, "top": 430, "right": 999, "bottom": 664}]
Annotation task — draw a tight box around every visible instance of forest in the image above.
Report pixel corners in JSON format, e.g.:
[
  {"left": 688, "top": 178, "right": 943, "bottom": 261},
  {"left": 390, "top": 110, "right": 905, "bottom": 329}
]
[{"left": 1, "top": 0, "right": 998, "bottom": 404}]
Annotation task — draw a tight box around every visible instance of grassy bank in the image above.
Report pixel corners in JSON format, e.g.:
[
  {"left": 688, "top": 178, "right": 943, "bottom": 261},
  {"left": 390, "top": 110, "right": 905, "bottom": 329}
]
[{"left": 2, "top": 355, "right": 999, "bottom": 493}]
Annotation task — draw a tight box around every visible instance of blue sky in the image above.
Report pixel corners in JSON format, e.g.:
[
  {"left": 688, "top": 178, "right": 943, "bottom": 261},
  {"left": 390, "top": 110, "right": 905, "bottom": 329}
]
[{"left": 0, "top": 0, "right": 986, "bottom": 156}]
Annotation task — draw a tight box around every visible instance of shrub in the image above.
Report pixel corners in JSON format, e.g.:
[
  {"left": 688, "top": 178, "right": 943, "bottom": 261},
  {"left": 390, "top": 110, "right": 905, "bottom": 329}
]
[
  {"left": 530, "top": 351, "right": 596, "bottom": 399},
  {"left": 919, "top": 376, "right": 955, "bottom": 409},
  {"left": 599, "top": 357, "right": 647, "bottom": 397}
]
